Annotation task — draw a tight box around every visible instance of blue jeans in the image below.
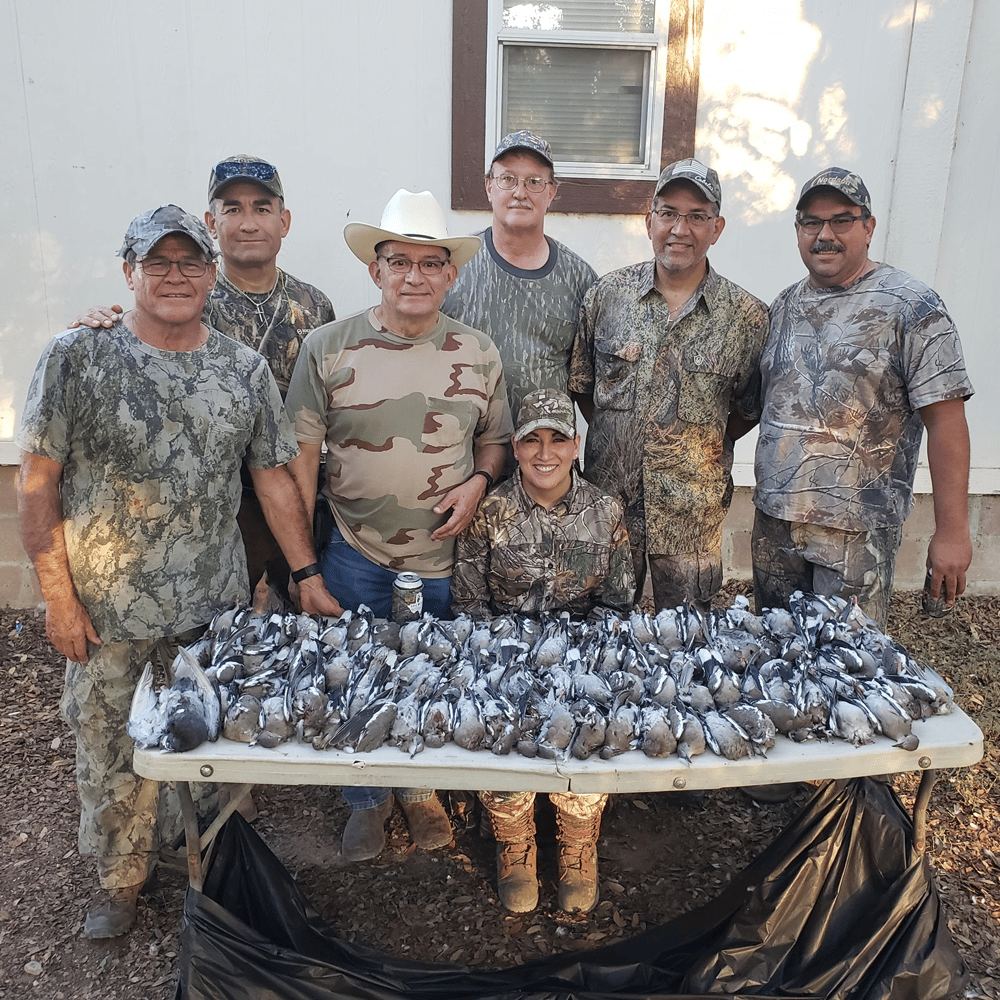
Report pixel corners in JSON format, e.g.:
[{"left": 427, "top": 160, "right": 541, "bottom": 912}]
[
  {"left": 320, "top": 523, "right": 452, "bottom": 619},
  {"left": 321, "top": 522, "right": 450, "bottom": 810}
]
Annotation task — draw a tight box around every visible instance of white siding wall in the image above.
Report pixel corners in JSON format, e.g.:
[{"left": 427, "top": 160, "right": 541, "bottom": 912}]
[{"left": 1, "top": 0, "right": 994, "bottom": 498}]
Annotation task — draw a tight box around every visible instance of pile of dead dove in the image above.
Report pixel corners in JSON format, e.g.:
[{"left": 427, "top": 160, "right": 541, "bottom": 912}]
[{"left": 128, "top": 592, "right": 955, "bottom": 761}]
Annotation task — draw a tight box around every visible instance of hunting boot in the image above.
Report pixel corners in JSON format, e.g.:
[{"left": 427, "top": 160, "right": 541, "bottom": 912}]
[
  {"left": 341, "top": 797, "right": 394, "bottom": 861},
  {"left": 484, "top": 794, "right": 538, "bottom": 912},
  {"left": 555, "top": 796, "right": 604, "bottom": 913},
  {"left": 398, "top": 794, "right": 454, "bottom": 850},
  {"left": 84, "top": 883, "right": 142, "bottom": 939}
]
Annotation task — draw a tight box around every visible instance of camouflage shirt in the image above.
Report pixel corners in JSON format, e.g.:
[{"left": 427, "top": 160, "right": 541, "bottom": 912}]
[
  {"left": 442, "top": 229, "right": 597, "bottom": 420},
  {"left": 568, "top": 261, "right": 768, "bottom": 556},
  {"left": 205, "top": 268, "right": 335, "bottom": 397},
  {"left": 451, "top": 469, "right": 634, "bottom": 618},
  {"left": 754, "top": 263, "right": 974, "bottom": 531},
  {"left": 17, "top": 321, "right": 298, "bottom": 641},
  {"left": 286, "top": 309, "right": 513, "bottom": 577}
]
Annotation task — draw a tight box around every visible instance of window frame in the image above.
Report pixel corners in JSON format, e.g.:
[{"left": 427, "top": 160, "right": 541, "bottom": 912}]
[{"left": 452, "top": 0, "right": 704, "bottom": 215}]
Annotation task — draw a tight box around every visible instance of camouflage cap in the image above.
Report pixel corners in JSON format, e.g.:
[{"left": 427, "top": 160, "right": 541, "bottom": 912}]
[
  {"left": 117, "top": 204, "right": 216, "bottom": 261},
  {"left": 796, "top": 167, "right": 872, "bottom": 213},
  {"left": 492, "top": 130, "right": 554, "bottom": 169},
  {"left": 654, "top": 158, "right": 722, "bottom": 207},
  {"left": 514, "top": 388, "right": 577, "bottom": 441},
  {"left": 208, "top": 154, "right": 284, "bottom": 202}
]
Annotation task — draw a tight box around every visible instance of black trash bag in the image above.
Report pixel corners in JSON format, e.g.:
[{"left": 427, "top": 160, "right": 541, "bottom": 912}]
[{"left": 176, "top": 778, "right": 966, "bottom": 1000}]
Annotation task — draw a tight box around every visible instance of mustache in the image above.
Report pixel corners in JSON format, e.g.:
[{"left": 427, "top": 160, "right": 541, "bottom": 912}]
[{"left": 810, "top": 240, "right": 844, "bottom": 254}]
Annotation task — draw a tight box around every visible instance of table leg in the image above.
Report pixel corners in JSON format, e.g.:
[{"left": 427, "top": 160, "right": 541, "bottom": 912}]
[
  {"left": 177, "top": 780, "right": 204, "bottom": 891},
  {"left": 911, "top": 767, "right": 939, "bottom": 863}
]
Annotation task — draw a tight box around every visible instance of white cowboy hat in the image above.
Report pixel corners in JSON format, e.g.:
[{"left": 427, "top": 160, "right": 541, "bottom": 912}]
[{"left": 344, "top": 189, "right": 482, "bottom": 270}]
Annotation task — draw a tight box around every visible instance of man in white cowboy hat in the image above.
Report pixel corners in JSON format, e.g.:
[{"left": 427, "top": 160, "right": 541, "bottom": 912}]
[
  {"left": 442, "top": 131, "right": 596, "bottom": 428},
  {"left": 285, "top": 188, "right": 512, "bottom": 862}
]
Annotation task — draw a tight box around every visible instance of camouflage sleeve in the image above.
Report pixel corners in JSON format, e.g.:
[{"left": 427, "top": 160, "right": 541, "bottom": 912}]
[
  {"left": 597, "top": 502, "right": 636, "bottom": 613},
  {"left": 451, "top": 506, "right": 494, "bottom": 619},
  {"left": 284, "top": 335, "right": 329, "bottom": 447},
  {"left": 17, "top": 333, "right": 75, "bottom": 462},
  {"left": 474, "top": 348, "right": 515, "bottom": 447},
  {"left": 900, "top": 293, "right": 973, "bottom": 408},
  {"left": 731, "top": 296, "right": 770, "bottom": 424},
  {"left": 567, "top": 287, "right": 597, "bottom": 396}
]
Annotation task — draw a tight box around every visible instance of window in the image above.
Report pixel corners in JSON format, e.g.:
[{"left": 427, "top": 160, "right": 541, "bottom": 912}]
[{"left": 452, "top": 0, "right": 703, "bottom": 215}]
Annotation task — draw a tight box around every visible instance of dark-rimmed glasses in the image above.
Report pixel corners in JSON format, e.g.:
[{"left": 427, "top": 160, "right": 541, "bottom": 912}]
[
  {"left": 138, "top": 257, "right": 212, "bottom": 277},
  {"left": 650, "top": 208, "right": 715, "bottom": 227},
  {"left": 490, "top": 173, "right": 554, "bottom": 193},
  {"left": 796, "top": 214, "right": 867, "bottom": 235},
  {"left": 377, "top": 255, "right": 450, "bottom": 275}
]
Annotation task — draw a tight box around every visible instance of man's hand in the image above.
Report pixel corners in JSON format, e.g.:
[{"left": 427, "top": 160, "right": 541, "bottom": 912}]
[
  {"left": 45, "top": 594, "right": 101, "bottom": 663},
  {"left": 68, "top": 305, "right": 124, "bottom": 329},
  {"left": 925, "top": 533, "right": 971, "bottom": 611},
  {"left": 431, "top": 476, "right": 488, "bottom": 541},
  {"left": 293, "top": 575, "right": 344, "bottom": 618}
]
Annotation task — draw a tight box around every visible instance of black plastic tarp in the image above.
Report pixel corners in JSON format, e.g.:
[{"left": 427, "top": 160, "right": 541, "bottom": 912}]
[{"left": 175, "top": 778, "right": 966, "bottom": 1000}]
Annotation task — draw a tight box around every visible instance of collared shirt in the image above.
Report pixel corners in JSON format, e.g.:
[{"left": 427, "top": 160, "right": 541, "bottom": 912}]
[
  {"left": 754, "top": 263, "right": 974, "bottom": 531},
  {"left": 286, "top": 309, "right": 512, "bottom": 577},
  {"left": 568, "top": 261, "right": 768, "bottom": 555},
  {"left": 18, "top": 322, "right": 296, "bottom": 641},
  {"left": 451, "top": 470, "right": 635, "bottom": 618}
]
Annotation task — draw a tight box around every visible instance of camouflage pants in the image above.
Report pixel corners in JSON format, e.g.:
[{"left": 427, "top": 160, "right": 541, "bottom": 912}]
[
  {"left": 60, "top": 628, "right": 213, "bottom": 889},
  {"left": 751, "top": 509, "right": 902, "bottom": 629},
  {"left": 479, "top": 790, "right": 608, "bottom": 826},
  {"left": 630, "top": 538, "right": 722, "bottom": 612}
]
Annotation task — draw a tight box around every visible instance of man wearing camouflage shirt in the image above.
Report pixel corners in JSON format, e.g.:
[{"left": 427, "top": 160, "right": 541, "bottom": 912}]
[
  {"left": 17, "top": 205, "right": 340, "bottom": 939},
  {"left": 752, "top": 167, "right": 973, "bottom": 627},
  {"left": 442, "top": 131, "right": 596, "bottom": 432},
  {"left": 73, "top": 155, "right": 335, "bottom": 599},
  {"left": 569, "top": 159, "right": 768, "bottom": 611},
  {"left": 286, "top": 188, "right": 511, "bottom": 864}
]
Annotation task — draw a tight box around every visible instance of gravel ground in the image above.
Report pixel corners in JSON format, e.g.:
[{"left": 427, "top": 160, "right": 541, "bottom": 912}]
[{"left": 1, "top": 586, "right": 997, "bottom": 999}]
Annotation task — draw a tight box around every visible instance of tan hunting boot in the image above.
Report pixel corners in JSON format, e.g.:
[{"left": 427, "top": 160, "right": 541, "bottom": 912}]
[
  {"left": 485, "top": 796, "right": 538, "bottom": 913},
  {"left": 555, "top": 801, "right": 603, "bottom": 913}
]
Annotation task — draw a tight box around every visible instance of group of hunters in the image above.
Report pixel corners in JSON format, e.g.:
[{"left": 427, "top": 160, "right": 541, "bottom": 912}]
[{"left": 16, "top": 131, "right": 972, "bottom": 935}]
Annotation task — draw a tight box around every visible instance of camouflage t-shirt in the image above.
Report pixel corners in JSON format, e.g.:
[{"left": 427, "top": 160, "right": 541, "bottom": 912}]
[
  {"left": 205, "top": 268, "right": 335, "bottom": 397},
  {"left": 17, "top": 321, "right": 298, "bottom": 641},
  {"left": 753, "top": 263, "right": 974, "bottom": 531},
  {"left": 451, "top": 470, "right": 634, "bottom": 618},
  {"left": 568, "top": 261, "right": 768, "bottom": 556},
  {"left": 286, "top": 309, "right": 513, "bottom": 577},
  {"left": 442, "top": 229, "right": 597, "bottom": 420}
]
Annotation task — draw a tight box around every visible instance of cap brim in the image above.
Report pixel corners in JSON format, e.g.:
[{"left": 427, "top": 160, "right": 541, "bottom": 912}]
[
  {"left": 514, "top": 417, "right": 576, "bottom": 441},
  {"left": 344, "top": 223, "right": 481, "bottom": 270}
]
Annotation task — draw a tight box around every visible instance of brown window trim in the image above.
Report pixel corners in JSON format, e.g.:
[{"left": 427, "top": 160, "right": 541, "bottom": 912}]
[{"left": 451, "top": 0, "right": 703, "bottom": 216}]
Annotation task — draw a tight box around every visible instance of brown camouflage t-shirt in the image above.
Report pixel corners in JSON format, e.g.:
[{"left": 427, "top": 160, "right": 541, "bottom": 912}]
[
  {"left": 569, "top": 261, "right": 768, "bottom": 556},
  {"left": 286, "top": 309, "right": 513, "bottom": 577},
  {"left": 451, "top": 470, "right": 634, "bottom": 618},
  {"left": 753, "top": 263, "right": 974, "bottom": 531}
]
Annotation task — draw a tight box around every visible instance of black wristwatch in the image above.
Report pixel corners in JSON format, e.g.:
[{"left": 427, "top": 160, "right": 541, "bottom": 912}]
[
  {"left": 291, "top": 562, "right": 323, "bottom": 584},
  {"left": 470, "top": 470, "right": 494, "bottom": 492}
]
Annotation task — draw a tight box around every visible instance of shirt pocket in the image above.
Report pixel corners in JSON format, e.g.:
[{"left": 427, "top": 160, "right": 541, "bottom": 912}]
[
  {"left": 593, "top": 340, "right": 641, "bottom": 411},
  {"left": 421, "top": 397, "right": 478, "bottom": 453},
  {"left": 677, "top": 347, "right": 738, "bottom": 426}
]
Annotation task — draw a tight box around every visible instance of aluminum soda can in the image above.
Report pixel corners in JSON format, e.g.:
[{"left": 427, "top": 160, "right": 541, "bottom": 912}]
[{"left": 392, "top": 571, "right": 424, "bottom": 623}]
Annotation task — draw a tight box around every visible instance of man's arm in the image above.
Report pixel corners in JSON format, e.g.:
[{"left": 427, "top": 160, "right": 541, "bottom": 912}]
[
  {"left": 16, "top": 451, "right": 101, "bottom": 662},
  {"left": 66, "top": 305, "right": 124, "bottom": 329},
  {"left": 430, "top": 442, "right": 506, "bottom": 542},
  {"left": 921, "top": 397, "right": 972, "bottom": 608},
  {"left": 249, "top": 463, "right": 343, "bottom": 617},
  {"left": 287, "top": 441, "right": 323, "bottom": 524}
]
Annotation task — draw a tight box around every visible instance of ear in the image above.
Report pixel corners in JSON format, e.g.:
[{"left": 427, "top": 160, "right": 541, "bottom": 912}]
[
  {"left": 123, "top": 260, "right": 136, "bottom": 290},
  {"left": 864, "top": 215, "right": 876, "bottom": 245},
  {"left": 204, "top": 209, "right": 218, "bottom": 238},
  {"left": 709, "top": 214, "right": 726, "bottom": 246},
  {"left": 279, "top": 207, "right": 291, "bottom": 238},
  {"left": 368, "top": 258, "right": 383, "bottom": 288}
]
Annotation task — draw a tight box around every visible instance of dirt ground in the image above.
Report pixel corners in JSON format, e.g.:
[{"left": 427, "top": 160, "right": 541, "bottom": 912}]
[{"left": 1, "top": 585, "right": 997, "bottom": 999}]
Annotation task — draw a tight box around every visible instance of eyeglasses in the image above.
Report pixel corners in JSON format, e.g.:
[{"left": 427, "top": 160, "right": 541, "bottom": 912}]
[
  {"left": 377, "top": 255, "right": 450, "bottom": 275},
  {"left": 796, "top": 214, "right": 867, "bottom": 235},
  {"left": 490, "top": 173, "right": 554, "bottom": 193},
  {"left": 211, "top": 159, "right": 278, "bottom": 186},
  {"left": 650, "top": 208, "right": 715, "bottom": 227},
  {"left": 138, "top": 257, "right": 212, "bottom": 277}
]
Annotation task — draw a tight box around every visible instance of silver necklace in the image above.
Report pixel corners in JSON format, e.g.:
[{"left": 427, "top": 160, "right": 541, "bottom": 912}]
[{"left": 223, "top": 270, "right": 285, "bottom": 325}]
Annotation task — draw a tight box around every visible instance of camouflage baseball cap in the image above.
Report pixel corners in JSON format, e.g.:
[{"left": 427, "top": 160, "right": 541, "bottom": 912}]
[
  {"left": 208, "top": 154, "right": 284, "bottom": 202},
  {"left": 515, "top": 388, "right": 576, "bottom": 441},
  {"left": 796, "top": 167, "right": 872, "bottom": 213},
  {"left": 492, "top": 130, "right": 554, "bottom": 169},
  {"left": 654, "top": 158, "right": 722, "bottom": 207},
  {"left": 118, "top": 204, "right": 216, "bottom": 261}
]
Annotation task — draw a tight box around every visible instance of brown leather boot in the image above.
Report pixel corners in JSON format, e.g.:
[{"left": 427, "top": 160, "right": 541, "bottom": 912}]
[
  {"left": 398, "top": 794, "right": 453, "bottom": 850},
  {"left": 485, "top": 796, "right": 538, "bottom": 913},
  {"left": 84, "top": 884, "right": 142, "bottom": 939},
  {"left": 341, "top": 797, "right": 394, "bottom": 861},
  {"left": 555, "top": 802, "right": 603, "bottom": 913}
]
